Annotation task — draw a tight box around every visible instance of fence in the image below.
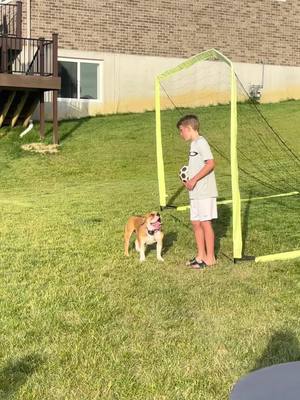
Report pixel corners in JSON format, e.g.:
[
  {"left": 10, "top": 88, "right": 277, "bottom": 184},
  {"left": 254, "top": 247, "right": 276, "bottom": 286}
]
[
  {"left": 0, "top": 2, "right": 22, "bottom": 37},
  {"left": 0, "top": 36, "right": 56, "bottom": 76}
]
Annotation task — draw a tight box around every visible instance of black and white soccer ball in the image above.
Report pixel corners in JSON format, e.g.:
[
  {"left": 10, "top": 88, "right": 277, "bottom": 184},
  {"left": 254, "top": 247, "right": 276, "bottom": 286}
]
[{"left": 179, "top": 165, "right": 189, "bottom": 182}]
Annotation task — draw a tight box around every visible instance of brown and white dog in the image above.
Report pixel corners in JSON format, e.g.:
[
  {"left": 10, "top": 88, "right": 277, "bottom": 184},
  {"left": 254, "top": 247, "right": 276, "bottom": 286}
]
[{"left": 124, "top": 211, "right": 164, "bottom": 262}]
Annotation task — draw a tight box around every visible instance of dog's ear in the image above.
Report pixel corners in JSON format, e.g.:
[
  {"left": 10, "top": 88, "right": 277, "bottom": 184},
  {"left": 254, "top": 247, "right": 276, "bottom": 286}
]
[
  {"left": 142, "top": 213, "right": 152, "bottom": 225},
  {"left": 141, "top": 215, "right": 149, "bottom": 224}
]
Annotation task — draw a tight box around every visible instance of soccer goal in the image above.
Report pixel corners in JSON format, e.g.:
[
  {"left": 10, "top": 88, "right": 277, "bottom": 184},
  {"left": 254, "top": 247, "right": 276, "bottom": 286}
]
[{"left": 155, "top": 48, "right": 300, "bottom": 263}]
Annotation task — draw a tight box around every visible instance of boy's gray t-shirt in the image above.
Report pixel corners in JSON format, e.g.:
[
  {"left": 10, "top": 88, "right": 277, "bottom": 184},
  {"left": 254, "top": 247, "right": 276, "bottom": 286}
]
[{"left": 188, "top": 136, "right": 218, "bottom": 200}]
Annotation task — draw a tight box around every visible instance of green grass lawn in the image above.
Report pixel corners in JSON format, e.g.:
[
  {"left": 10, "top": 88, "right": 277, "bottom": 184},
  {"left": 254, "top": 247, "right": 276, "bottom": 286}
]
[{"left": 0, "top": 101, "right": 299, "bottom": 399}]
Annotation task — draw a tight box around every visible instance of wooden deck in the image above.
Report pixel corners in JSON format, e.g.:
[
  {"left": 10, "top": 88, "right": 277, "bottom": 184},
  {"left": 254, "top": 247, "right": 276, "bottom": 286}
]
[
  {"left": 0, "top": 2, "right": 60, "bottom": 143},
  {"left": 0, "top": 73, "right": 61, "bottom": 91}
]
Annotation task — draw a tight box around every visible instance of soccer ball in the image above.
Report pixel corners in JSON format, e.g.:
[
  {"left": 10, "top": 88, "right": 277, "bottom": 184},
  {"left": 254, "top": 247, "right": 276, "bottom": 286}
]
[{"left": 179, "top": 165, "right": 189, "bottom": 182}]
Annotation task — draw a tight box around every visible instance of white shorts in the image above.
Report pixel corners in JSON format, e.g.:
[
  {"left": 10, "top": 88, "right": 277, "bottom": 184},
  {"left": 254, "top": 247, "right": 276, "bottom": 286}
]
[{"left": 190, "top": 198, "right": 218, "bottom": 221}]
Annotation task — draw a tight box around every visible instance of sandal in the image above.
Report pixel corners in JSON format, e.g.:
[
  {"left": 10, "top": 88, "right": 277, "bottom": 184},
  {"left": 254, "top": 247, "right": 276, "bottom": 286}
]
[
  {"left": 186, "top": 257, "right": 197, "bottom": 266},
  {"left": 186, "top": 257, "right": 205, "bottom": 268},
  {"left": 190, "top": 260, "right": 207, "bottom": 269}
]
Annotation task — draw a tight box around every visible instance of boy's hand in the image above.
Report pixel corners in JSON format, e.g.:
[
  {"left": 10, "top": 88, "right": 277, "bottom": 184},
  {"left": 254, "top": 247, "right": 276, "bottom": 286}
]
[
  {"left": 184, "top": 177, "right": 197, "bottom": 190},
  {"left": 184, "top": 159, "right": 215, "bottom": 191}
]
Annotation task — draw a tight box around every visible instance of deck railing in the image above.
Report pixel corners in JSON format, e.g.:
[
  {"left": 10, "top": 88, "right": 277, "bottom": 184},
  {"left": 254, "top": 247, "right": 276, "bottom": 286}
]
[
  {"left": 0, "top": 34, "right": 58, "bottom": 77},
  {"left": 0, "top": 1, "right": 22, "bottom": 37}
]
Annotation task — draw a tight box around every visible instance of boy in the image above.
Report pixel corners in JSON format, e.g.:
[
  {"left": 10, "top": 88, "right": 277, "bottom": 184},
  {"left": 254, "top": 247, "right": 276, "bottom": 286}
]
[{"left": 177, "top": 114, "right": 218, "bottom": 268}]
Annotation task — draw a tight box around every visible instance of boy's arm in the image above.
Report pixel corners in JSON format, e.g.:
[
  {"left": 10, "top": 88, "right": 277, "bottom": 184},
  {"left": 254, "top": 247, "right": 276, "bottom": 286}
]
[{"left": 185, "top": 159, "right": 215, "bottom": 190}]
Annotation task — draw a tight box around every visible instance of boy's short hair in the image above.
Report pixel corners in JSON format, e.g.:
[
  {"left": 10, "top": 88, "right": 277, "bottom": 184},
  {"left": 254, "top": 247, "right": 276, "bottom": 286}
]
[{"left": 176, "top": 114, "right": 199, "bottom": 131}]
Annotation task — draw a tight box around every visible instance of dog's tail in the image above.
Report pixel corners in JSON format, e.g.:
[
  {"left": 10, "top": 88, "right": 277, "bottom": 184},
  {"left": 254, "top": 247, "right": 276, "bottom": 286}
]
[{"left": 124, "top": 222, "right": 135, "bottom": 256}]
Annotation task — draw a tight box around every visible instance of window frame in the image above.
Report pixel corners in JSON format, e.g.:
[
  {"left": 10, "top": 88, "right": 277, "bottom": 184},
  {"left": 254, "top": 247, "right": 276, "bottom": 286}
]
[{"left": 58, "top": 57, "right": 103, "bottom": 102}]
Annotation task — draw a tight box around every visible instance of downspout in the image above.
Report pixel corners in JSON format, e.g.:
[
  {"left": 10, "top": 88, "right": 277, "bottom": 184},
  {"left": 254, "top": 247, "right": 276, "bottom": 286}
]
[
  {"left": 20, "top": 121, "right": 34, "bottom": 138},
  {"left": 26, "top": 0, "right": 31, "bottom": 38},
  {"left": 24, "top": 1, "right": 34, "bottom": 138}
]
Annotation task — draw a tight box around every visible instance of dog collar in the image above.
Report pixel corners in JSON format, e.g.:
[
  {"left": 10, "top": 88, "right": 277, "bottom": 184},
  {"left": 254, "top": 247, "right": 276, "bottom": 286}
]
[
  {"left": 147, "top": 228, "right": 159, "bottom": 236},
  {"left": 147, "top": 219, "right": 161, "bottom": 236}
]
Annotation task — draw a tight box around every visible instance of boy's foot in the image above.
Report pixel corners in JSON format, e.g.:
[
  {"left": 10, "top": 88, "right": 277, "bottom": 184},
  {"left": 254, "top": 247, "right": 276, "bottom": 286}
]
[
  {"left": 186, "top": 258, "right": 206, "bottom": 269},
  {"left": 186, "top": 257, "right": 202, "bottom": 266},
  {"left": 202, "top": 258, "right": 217, "bottom": 266}
]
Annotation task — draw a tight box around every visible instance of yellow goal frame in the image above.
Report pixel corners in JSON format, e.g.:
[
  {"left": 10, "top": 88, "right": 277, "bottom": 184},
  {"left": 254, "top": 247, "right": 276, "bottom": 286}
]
[{"left": 155, "top": 48, "right": 300, "bottom": 263}]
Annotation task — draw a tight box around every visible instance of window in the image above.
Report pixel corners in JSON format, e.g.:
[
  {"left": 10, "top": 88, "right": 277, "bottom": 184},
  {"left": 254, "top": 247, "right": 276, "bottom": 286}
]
[
  {"left": 58, "top": 59, "right": 102, "bottom": 101},
  {"left": 59, "top": 61, "right": 77, "bottom": 99}
]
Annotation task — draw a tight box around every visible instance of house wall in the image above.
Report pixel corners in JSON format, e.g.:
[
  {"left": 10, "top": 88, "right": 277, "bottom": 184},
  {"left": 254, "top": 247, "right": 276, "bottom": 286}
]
[
  {"left": 18, "top": 0, "right": 300, "bottom": 120},
  {"left": 37, "top": 49, "right": 300, "bottom": 121},
  {"left": 21, "top": 0, "right": 300, "bottom": 67}
]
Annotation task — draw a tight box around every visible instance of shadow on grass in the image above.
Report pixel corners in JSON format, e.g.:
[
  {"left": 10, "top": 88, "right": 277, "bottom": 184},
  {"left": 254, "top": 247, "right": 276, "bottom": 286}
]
[
  {"left": 163, "top": 232, "right": 178, "bottom": 255},
  {"left": 0, "top": 126, "right": 11, "bottom": 139},
  {"left": 253, "top": 330, "right": 300, "bottom": 371},
  {"left": 241, "top": 192, "right": 252, "bottom": 257},
  {"left": 240, "top": 191, "right": 299, "bottom": 258},
  {"left": 143, "top": 232, "right": 177, "bottom": 257},
  {"left": 0, "top": 353, "right": 44, "bottom": 399},
  {"left": 219, "top": 190, "right": 254, "bottom": 259},
  {"left": 44, "top": 118, "right": 89, "bottom": 143},
  {"left": 169, "top": 204, "right": 231, "bottom": 260},
  {"left": 81, "top": 217, "right": 103, "bottom": 225},
  {"left": 214, "top": 203, "right": 231, "bottom": 258},
  {"left": 166, "top": 186, "right": 185, "bottom": 208}
]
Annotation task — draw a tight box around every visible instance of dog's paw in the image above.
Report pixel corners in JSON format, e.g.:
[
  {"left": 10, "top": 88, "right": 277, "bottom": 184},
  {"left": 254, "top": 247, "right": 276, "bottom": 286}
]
[{"left": 157, "top": 257, "right": 164, "bottom": 262}]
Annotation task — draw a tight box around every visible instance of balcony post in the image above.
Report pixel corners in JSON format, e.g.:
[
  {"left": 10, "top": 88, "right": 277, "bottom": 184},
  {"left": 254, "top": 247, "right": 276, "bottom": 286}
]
[
  {"left": 39, "top": 91, "right": 45, "bottom": 140},
  {"left": 16, "top": 1, "right": 22, "bottom": 37},
  {"left": 38, "top": 37, "right": 45, "bottom": 76},
  {"left": 39, "top": 37, "right": 46, "bottom": 140},
  {"left": 52, "top": 33, "right": 59, "bottom": 144},
  {"left": 1, "top": 37, "right": 8, "bottom": 73}
]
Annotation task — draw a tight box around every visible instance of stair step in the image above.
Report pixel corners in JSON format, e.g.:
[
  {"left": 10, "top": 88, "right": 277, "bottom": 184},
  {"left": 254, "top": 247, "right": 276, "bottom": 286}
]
[
  {"left": 11, "top": 92, "right": 29, "bottom": 127},
  {"left": 0, "top": 90, "right": 16, "bottom": 127},
  {"left": 19, "top": 93, "right": 40, "bottom": 127},
  {"left": 0, "top": 90, "right": 40, "bottom": 127}
]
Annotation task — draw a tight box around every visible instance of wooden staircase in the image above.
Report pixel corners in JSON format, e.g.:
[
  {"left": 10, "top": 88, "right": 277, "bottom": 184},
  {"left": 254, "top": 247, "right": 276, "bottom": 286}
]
[
  {"left": 0, "top": 1, "right": 61, "bottom": 143},
  {"left": 0, "top": 89, "right": 40, "bottom": 128}
]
